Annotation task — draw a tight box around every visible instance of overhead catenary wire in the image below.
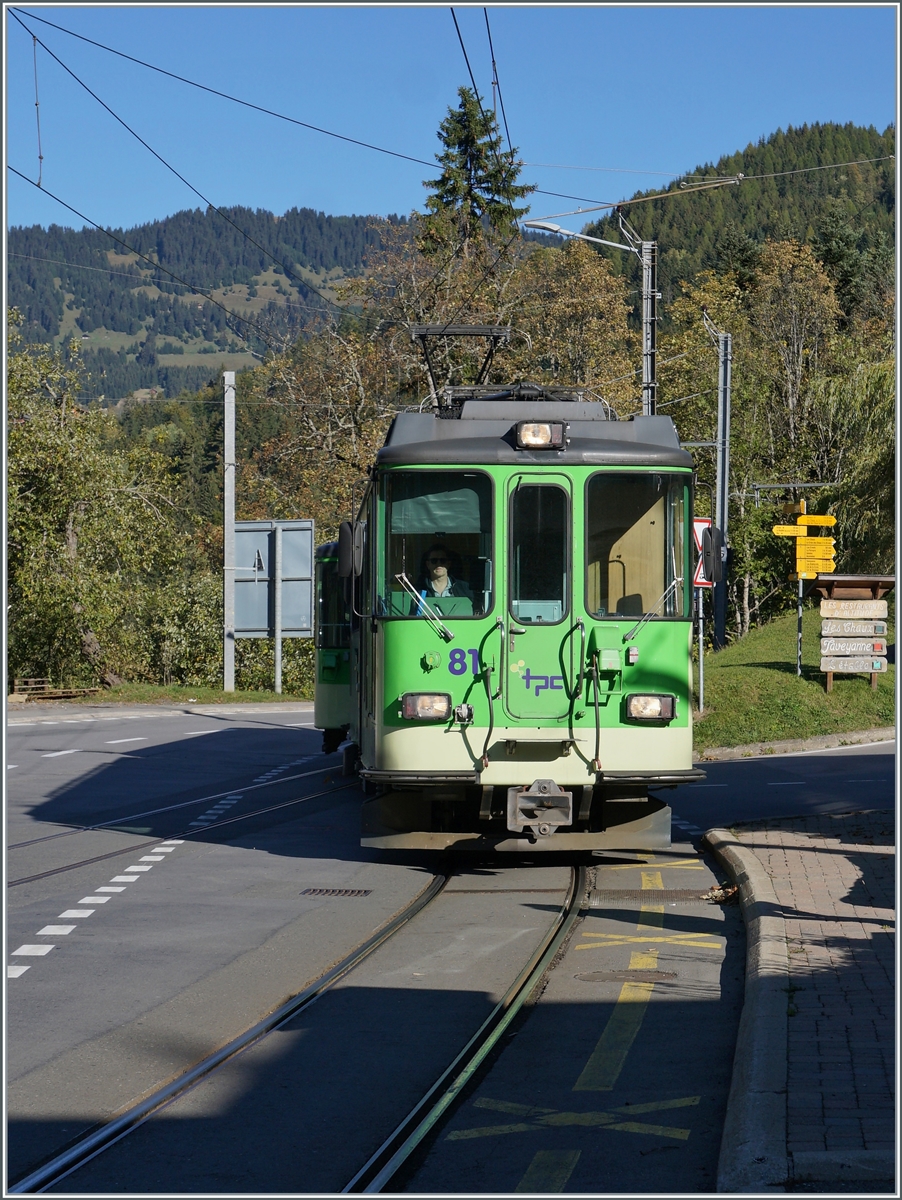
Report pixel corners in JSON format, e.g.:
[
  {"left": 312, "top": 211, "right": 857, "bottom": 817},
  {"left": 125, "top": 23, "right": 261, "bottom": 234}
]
[
  {"left": 527, "top": 155, "right": 895, "bottom": 222},
  {"left": 10, "top": 7, "right": 437, "bottom": 170},
  {"left": 9, "top": 5, "right": 590, "bottom": 211},
  {"left": 483, "top": 8, "right": 511, "bottom": 153},
  {"left": 11, "top": 9, "right": 893, "bottom": 216},
  {"left": 10, "top": 10, "right": 341, "bottom": 317},
  {"left": 449, "top": 7, "right": 521, "bottom": 223}
]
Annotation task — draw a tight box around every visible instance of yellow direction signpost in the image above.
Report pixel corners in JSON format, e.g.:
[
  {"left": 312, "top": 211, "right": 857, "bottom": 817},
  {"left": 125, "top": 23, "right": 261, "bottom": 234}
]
[{"left": 772, "top": 505, "right": 839, "bottom": 675}]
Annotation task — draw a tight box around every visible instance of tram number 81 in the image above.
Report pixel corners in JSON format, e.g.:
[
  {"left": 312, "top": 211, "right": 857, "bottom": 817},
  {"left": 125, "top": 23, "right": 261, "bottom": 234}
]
[{"left": 449, "top": 648, "right": 480, "bottom": 675}]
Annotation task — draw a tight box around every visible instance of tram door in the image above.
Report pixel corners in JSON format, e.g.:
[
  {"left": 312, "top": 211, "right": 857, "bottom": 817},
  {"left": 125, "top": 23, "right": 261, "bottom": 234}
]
[{"left": 503, "top": 474, "right": 573, "bottom": 720}]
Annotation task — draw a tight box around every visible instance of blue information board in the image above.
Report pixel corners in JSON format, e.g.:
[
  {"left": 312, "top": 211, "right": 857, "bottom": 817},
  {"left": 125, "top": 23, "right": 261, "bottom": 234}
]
[{"left": 234, "top": 520, "right": 314, "bottom": 638}]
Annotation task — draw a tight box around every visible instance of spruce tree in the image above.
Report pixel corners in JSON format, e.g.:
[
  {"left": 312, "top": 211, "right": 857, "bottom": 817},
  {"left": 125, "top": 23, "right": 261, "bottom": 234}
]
[{"left": 422, "top": 86, "right": 534, "bottom": 255}]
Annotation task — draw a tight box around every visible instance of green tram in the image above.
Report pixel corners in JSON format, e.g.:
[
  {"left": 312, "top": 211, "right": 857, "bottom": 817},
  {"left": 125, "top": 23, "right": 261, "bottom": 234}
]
[{"left": 315, "top": 384, "right": 707, "bottom": 852}]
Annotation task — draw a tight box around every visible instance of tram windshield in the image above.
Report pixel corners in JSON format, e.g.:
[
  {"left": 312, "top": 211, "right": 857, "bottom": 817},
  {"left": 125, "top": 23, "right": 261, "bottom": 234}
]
[
  {"left": 378, "top": 471, "right": 493, "bottom": 617},
  {"left": 585, "top": 473, "right": 688, "bottom": 619}
]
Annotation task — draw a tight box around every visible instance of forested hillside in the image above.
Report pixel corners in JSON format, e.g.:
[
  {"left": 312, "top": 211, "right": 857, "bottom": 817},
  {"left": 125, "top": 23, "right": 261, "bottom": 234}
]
[
  {"left": 8, "top": 207, "right": 409, "bottom": 400},
  {"left": 587, "top": 122, "right": 894, "bottom": 309},
  {"left": 8, "top": 122, "right": 893, "bottom": 403}
]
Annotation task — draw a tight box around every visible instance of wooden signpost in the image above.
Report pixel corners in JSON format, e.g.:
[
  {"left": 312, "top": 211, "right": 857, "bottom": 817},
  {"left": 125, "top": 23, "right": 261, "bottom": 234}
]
[
  {"left": 811, "top": 580, "right": 894, "bottom": 692},
  {"left": 772, "top": 504, "right": 894, "bottom": 687}
]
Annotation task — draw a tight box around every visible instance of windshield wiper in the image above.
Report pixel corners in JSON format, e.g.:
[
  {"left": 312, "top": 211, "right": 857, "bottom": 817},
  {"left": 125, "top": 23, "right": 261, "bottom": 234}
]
[
  {"left": 394, "top": 573, "right": 454, "bottom": 642},
  {"left": 622, "top": 577, "right": 684, "bottom": 643}
]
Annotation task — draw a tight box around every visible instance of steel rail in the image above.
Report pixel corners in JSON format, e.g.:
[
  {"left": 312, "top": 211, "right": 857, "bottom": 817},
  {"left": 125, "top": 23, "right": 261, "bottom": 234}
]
[
  {"left": 8, "top": 780, "right": 355, "bottom": 887},
  {"left": 343, "top": 864, "right": 588, "bottom": 1193},
  {"left": 8, "top": 870, "right": 450, "bottom": 1194},
  {"left": 8, "top": 762, "right": 338, "bottom": 850}
]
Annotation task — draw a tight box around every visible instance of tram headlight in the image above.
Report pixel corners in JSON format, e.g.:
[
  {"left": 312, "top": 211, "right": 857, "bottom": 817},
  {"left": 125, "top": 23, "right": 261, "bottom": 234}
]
[
  {"left": 515, "top": 421, "right": 566, "bottom": 449},
  {"left": 625, "top": 693, "right": 676, "bottom": 721},
  {"left": 401, "top": 693, "right": 452, "bottom": 721}
]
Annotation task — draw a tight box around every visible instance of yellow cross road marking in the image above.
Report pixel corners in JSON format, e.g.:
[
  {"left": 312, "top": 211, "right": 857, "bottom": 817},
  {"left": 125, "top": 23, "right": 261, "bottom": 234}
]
[
  {"left": 606, "top": 857, "right": 704, "bottom": 870},
  {"left": 448, "top": 1095, "right": 700, "bottom": 1143},
  {"left": 515, "top": 1150, "right": 581, "bottom": 1193},
  {"left": 575, "top": 933, "right": 721, "bottom": 950},
  {"left": 639, "top": 871, "right": 665, "bottom": 928},
  {"left": 573, "top": 950, "right": 657, "bottom": 1090}
]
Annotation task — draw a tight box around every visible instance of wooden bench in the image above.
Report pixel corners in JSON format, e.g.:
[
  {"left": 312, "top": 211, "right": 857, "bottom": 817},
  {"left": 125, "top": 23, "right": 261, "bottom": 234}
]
[{"left": 11, "top": 678, "right": 101, "bottom": 701}]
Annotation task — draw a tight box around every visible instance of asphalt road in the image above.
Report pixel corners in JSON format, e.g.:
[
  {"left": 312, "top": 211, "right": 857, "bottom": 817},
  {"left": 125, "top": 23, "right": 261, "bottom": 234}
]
[
  {"left": 668, "top": 741, "right": 895, "bottom": 839},
  {"left": 5, "top": 704, "right": 895, "bottom": 1192}
]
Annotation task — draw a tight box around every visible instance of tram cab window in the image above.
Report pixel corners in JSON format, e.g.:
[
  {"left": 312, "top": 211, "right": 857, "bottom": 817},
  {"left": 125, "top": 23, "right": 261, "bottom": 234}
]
[
  {"left": 378, "top": 472, "right": 493, "bottom": 618},
  {"left": 510, "top": 484, "right": 568, "bottom": 623},
  {"left": 585, "top": 473, "right": 687, "bottom": 619}
]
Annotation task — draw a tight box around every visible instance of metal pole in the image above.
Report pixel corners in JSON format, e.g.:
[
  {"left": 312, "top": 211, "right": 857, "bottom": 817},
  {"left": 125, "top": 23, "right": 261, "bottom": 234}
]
[
  {"left": 274, "top": 524, "right": 282, "bottom": 695},
  {"left": 696, "top": 587, "right": 705, "bottom": 712},
  {"left": 641, "top": 241, "right": 657, "bottom": 416},
  {"left": 713, "top": 332, "right": 732, "bottom": 648},
  {"left": 223, "top": 371, "right": 236, "bottom": 692},
  {"left": 797, "top": 579, "right": 803, "bottom": 678}
]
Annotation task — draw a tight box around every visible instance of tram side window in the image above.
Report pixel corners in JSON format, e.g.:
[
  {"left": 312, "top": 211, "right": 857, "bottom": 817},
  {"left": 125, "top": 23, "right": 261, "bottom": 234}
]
[
  {"left": 586, "top": 474, "right": 686, "bottom": 619},
  {"left": 315, "top": 556, "right": 350, "bottom": 649},
  {"left": 379, "top": 472, "right": 493, "bottom": 618},
  {"left": 510, "top": 484, "right": 568, "bottom": 623}
]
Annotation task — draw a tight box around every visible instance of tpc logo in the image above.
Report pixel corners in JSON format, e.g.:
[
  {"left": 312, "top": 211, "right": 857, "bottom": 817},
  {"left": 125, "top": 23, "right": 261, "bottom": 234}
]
[{"left": 510, "top": 660, "right": 565, "bottom": 695}]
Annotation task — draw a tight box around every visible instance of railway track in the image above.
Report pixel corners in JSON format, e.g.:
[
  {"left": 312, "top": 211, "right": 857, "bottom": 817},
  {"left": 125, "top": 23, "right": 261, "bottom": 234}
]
[
  {"left": 343, "top": 865, "right": 587, "bottom": 1192},
  {"left": 7, "top": 765, "right": 346, "bottom": 887},
  {"left": 9, "top": 864, "right": 587, "bottom": 1194},
  {"left": 8, "top": 869, "right": 450, "bottom": 1193}
]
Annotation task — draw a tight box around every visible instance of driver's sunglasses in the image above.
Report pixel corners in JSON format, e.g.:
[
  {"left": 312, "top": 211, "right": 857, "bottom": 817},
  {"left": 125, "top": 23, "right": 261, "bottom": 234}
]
[{"left": 427, "top": 557, "right": 449, "bottom": 565}]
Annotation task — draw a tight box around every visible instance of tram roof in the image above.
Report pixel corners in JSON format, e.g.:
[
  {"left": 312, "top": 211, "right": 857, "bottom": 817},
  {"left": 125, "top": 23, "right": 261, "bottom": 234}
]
[{"left": 376, "top": 402, "right": 693, "bottom": 469}]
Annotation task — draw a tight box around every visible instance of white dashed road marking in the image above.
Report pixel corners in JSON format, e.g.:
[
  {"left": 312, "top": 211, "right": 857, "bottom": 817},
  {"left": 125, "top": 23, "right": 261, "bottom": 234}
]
[
  {"left": 8, "top": 841, "right": 187, "bottom": 978},
  {"left": 41, "top": 749, "right": 81, "bottom": 758},
  {"left": 105, "top": 738, "right": 147, "bottom": 745}
]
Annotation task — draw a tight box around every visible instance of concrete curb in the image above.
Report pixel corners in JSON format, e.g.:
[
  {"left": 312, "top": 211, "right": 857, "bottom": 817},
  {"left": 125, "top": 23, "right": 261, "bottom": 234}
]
[
  {"left": 695, "top": 726, "right": 895, "bottom": 762},
  {"left": 703, "top": 829, "right": 790, "bottom": 1193},
  {"left": 789, "top": 1148, "right": 896, "bottom": 1184}
]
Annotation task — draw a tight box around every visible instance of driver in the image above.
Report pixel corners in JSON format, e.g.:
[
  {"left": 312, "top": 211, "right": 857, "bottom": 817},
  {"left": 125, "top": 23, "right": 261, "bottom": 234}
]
[{"left": 414, "top": 543, "right": 474, "bottom": 611}]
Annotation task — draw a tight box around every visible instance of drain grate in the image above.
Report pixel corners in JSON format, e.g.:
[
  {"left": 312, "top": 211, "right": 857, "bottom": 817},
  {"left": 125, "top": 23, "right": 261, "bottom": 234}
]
[
  {"left": 576, "top": 970, "right": 677, "bottom": 983},
  {"left": 589, "top": 889, "right": 712, "bottom": 907},
  {"left": 300, "top": 888, "right": 372, "bottom": 897}
]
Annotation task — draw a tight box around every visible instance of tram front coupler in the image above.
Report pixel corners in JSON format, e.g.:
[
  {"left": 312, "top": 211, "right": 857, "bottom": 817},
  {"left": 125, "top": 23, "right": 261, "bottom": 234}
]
[{"left": 507, "top": 779, "right": 573, "bottom": 838}]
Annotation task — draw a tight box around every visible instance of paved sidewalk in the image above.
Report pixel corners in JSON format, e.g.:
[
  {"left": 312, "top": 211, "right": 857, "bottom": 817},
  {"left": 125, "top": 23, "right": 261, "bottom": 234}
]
[{"left": 706, "top": 810, "right": 895, "bottom": 1193}]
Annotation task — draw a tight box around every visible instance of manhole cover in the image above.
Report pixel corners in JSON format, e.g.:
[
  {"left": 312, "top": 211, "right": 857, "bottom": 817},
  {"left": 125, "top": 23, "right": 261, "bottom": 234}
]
[
  {"left": 588, "top": 889, "right": 712, "bottom": 907},
  {"left": 300, "top": 888, "right": 372, "bottom": 897},
  {"left": 576, "top": 970, "right": 678, "bottom": 983}
]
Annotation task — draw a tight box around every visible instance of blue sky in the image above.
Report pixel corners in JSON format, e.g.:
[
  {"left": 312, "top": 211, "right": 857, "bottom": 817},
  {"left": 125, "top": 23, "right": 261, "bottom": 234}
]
[{"left": 4, "top": 4, "right": 898, "bottom": 235}]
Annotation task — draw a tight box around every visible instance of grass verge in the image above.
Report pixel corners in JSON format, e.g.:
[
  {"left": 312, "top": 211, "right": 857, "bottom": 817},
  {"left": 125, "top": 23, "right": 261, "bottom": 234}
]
[{"left": 693, "top": 603, "right": 895, "bottom": 752}]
